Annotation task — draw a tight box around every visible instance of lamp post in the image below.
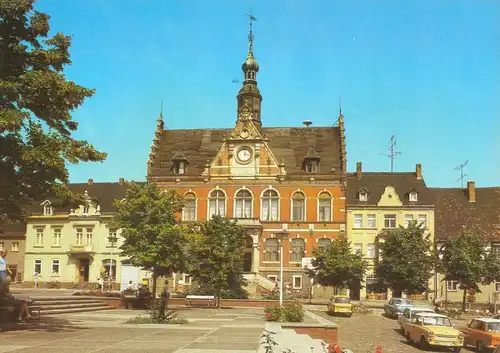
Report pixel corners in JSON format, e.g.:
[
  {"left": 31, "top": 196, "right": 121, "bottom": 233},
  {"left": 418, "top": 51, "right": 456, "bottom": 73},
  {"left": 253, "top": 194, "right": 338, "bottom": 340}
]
[
  {"left": 107, "top": 234, "right": 118, "bottom": 293},
  {"left": 276, "top": 232, "right": 288, "bottom": 306}
]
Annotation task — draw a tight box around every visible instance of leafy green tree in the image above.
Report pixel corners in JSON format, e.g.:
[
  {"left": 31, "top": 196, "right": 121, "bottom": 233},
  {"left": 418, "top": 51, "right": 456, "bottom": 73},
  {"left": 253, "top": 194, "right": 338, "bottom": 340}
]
[
  {"left": 309, "top": 233, "right": 368, "bottom": 294},
  {"left": 0, "top": 0, "right": 106, "bottom": 225},
  {"left": 187, "top": 216, "right": 247, "bottom": 308},
  {"left": 112, "top": 182, "right": 190, "bottom": 298},
  {"left": 439, "top": 231, "right": 500, "bottom": 311},
  {"left": 376, "top": 222, "right": 434, "bottom": 297}
]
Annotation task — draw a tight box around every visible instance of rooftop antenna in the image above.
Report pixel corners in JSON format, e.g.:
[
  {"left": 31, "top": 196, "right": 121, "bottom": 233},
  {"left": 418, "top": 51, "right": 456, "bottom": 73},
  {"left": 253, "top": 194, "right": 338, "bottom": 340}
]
[
  {"left": 379, "top": 134, "right": 401, "bottom": 173},
  {"left": 453, "top": 160, "right": 468, "bottom": 188}
]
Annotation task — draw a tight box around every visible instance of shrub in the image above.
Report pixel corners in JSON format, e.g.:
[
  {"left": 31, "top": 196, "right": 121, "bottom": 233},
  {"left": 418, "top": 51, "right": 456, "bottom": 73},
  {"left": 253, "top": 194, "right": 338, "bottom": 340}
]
[
  {"left": 282, "top": 300, "right": 304, "bottom": 322},
  {"left": 353, "top": 301, "right": 373, "bottom": 315},
  {"left": 262, "top": 292, "right": 296, "bottom": 301},
  {"left": 264, "top": 303, "right": 282, "bottom": 321}
]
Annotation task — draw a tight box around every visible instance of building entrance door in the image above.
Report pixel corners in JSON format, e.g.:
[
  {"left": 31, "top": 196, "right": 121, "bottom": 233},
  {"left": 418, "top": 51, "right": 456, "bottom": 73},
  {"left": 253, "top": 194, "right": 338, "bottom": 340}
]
[{"left": 78, "top": 259, "right": 90, "bottom": 282}]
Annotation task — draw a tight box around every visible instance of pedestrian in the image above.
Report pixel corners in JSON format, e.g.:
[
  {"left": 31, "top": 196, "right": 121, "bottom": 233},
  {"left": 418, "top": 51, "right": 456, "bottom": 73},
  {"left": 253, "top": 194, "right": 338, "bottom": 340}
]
[
  {"left": 0, "top": 250, "right": 7, "bottom": 281},
  {"left": 97, "top": 276, "right": 103, "bottom": 290},
  {"left": 33, "top": 271, "right": 39, "bottom": 288}
]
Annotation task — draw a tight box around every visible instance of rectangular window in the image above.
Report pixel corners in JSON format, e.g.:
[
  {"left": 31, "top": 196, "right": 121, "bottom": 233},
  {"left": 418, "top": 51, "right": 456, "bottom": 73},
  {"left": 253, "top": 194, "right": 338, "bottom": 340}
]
[
  {"left": 418, "top": 214, "right": 427, "bottom": 228},
  {"left": 208, "top": 200, "right": 226, "bottom": 218},
  {"left": 496, "top": 282, "right": 500, "bottom": 292},
  {"left": 318, "top": 199, "right": 331, "bottom": 221},
  {"left": 492, "top": 246, "right": 500, "bottom": 259},
  {"left": 51, "top": 259, "right": 60, "bottom": 275},
  {"left": 353, "top": 243, "right": 362, "bottom": 255},
  {"left": 384, "top": 214, "right": 397, "bottom": 228},
  {"left": 76, "top": 228, "right": 83, "bottom": 245},
  {"left": 264, "top": 239, "right": 279, "bottom": 262},
  {"left": 447, "top": 281, "right": 459, "bottom": 291},
  {"left": 108, "top": 230, "right": 117, "bottom": 247},
  {"left": 366, "top": 244, "right": 375, "bottom": 258},
  {"left": 11, "top": 242, "right": 19, "bottom": 252},
  {"left": 0, "top": 242, "right": 3, "bottom": 251},
  {"left": 292, "top": 199, "right": 305, "bottom": 221},
  {"left": 86, "top": 228, "right": 93, "bottom": 245},
  {"left": 34, "top": 259, "right": 42, "bottom": 275},
  {"left": 367, "top": 214, "right": 376, "bottom": 228},
  {"left": 262, "top": 198, "right": 279, "bottom": 221},
  {"left": 182, "top": 199, "right": 196, "bottom": 221},
  {"left": 354, "top": 214, "right": 363, "bottom": 228},
  {"left": 291, "top": 239, "right": 305, "bottom": 262},
  {"left": 35, "top": 228, "right": 44, "bottom": 245},
  {"left": 182, "top": 274, "right": 192, "bottom": 285},
  {"left": 292, "top": 275, "right": 302, "bottom": 289},
  {"left": 53, "top": 228, "right": 61, "bottom": 246},
  {"left": 404, "top": 214, "right": 414, "bottom": 228},
  {"left": 268, "top": 275, "right": 278, "bottom": 283},
  {"left": 359, "top": 192, "right": 368, "bottom": 201}
]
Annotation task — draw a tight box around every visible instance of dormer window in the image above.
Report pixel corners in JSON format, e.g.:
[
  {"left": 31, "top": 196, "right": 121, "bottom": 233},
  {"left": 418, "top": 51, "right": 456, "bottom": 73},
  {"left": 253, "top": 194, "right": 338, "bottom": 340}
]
[
  {"left": 305, "top": 161, "right": 318, "bottom": 173},
  {"left": 302, "top": 147, "right": 321, "bottom": 174},
  {"left": 359, "top": 192, "right": 368, "bottom": 202},
  {"left": 409, "top": 191, "right": 418, "bottom": 202},
  {"left": 43, "top": 202, "right": 53, "bottom": 215},
  {"left": 171, "top": 152, "right": 189, "bottom": 175}
]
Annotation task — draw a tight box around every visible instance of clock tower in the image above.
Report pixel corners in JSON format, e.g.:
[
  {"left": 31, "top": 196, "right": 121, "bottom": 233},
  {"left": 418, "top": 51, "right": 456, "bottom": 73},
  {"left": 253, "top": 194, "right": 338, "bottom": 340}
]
[{"left": 236, "top": 12, "right": 262, "bottom": 128}]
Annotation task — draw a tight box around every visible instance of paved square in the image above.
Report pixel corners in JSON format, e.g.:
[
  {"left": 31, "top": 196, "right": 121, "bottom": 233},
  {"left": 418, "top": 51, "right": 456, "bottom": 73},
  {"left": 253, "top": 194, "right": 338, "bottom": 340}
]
[{"left": 0, "top": 308, "right": 266, "bottom": 352}]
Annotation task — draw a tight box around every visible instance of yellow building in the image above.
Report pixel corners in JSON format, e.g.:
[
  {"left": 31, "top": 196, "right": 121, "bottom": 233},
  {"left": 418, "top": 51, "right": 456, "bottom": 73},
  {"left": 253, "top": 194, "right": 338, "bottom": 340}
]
[
  {"left": 432, "top": 182, "right": 500, "bottom": 304},
  {"left": 24, "top": 180, "right": 149, "bottom": 289},
  {"left": 346, "top": 162, "right": 435, "bottom": 300}
]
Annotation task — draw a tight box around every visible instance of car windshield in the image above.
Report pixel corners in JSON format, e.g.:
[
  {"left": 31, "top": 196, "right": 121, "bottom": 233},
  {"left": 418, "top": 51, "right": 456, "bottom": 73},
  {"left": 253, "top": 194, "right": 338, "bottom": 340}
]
[
  {"left": 334, "top": 298, "right": 350, "bottom": 304},
  {"left": 394, "top": 299, "right": 412, "bottom": 305},
  {"left": 422, "top": 317, "right": 452, "bottom": 327},
  {"left": 487, "top": 322, "right": 500, "bottom": 332}
]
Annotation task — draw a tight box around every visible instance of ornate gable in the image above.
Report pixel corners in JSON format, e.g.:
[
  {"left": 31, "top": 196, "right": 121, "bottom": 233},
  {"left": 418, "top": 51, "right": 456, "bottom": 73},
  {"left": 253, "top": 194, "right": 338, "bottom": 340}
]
[{"left": 377, "top": 186, "right": 403, "bottom": 207}]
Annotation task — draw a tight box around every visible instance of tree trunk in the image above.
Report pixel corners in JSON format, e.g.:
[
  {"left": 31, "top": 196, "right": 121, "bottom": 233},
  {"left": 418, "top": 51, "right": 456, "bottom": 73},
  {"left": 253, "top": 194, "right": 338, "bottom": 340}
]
[
  {"left": 462, "top": 288, "right": 467, "bottom": 312},
  {"left": 152, "top": 273, "right": 157, "bottom": 305},
  {"left": 216, "top": 288, "right": 221, "bottom": 309}
]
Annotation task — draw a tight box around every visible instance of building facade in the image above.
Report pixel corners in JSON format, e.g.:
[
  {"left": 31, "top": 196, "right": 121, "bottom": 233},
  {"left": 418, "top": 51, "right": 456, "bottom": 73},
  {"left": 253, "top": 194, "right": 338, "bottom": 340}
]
[
  {"left": 23, "top": 180, "right": 148, "bottom": 289},
  {"left": 146, "top": 24, "right": 347, "bottom": 296},
  {"left": 346, "top": 162, "right": 435, "bottom": 300},
  {"left": 432, "top": 182, "right": 500, "bottom": 303},
  {"left": 0, "top": 222, "right": 26, "bottom": 283}
]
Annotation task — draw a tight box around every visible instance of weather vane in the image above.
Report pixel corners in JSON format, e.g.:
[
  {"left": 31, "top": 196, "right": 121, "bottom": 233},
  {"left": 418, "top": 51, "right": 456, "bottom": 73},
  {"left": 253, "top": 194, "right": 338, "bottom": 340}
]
[{"left": 246, "top": 10, "right": 257, "bottom": 47}]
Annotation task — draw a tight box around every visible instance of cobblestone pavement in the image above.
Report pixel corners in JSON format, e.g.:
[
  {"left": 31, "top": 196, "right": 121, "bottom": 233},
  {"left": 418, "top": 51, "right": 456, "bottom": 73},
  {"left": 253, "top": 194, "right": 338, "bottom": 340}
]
[{"left": 312, "top": 310, "right": 476, "bottom": 353}]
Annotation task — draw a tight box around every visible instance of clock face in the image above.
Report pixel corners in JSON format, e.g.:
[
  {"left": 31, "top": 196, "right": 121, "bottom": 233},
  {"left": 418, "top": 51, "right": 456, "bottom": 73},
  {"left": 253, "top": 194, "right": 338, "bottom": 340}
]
[{"left": 237, "top": 147, "right": 252, "bottom": 164}]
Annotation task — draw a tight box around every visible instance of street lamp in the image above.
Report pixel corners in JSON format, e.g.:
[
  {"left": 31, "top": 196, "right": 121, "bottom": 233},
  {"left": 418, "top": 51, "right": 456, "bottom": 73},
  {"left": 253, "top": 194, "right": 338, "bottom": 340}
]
[
  {"left": 275, "top": 231, "right": 288, "bottom": 306},
  {"left": 107, "top": 233, "right": 118, "bottom": 293}
]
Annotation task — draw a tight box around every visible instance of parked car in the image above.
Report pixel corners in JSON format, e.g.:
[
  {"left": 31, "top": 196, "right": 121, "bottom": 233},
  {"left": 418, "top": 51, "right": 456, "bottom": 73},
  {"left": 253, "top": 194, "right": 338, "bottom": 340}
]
[
  {"left": 461, "top": 317, "right": 500, "bottom": 352},
  {"left": 384, "top": 297, "right": 413, "bottom": 318},
  {"left": 398, "top": 307, "right": 435, "bottom": 332},
  {"left": 327, "top": 296, "right": 353, "bottom": 317},
  {"left": 402, "top": 312, "right": 463, "bottom": 352}
]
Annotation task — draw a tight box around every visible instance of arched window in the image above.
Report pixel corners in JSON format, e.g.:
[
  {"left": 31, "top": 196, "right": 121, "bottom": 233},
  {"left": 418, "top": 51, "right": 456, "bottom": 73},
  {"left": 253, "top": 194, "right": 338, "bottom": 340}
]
[
  {"left": 264, "top": 238, "right": 279, "bottom": 262},
  {"left": 292, "top": 191, "right": 306, "bottom": 221},
  {"left": 182, "top": 192, "right": 196, "bottom": 221},
  {"left": 291, "top": 238, "right": 305, "bottom": 262},
  {"left": 317, "top": 238, "right": 331, "bottom": 249},
  {"left": 208, "top": 189, "right": 226, "bottom": 218},
  {"left": 318, "top": 192, "right": 332, "bottom": 221},
  {"left": 261, "top": 189, "right": 279, "bottom": 221},
  {"left": 234, "top": 189, "right": 252, "bottom": 218}
]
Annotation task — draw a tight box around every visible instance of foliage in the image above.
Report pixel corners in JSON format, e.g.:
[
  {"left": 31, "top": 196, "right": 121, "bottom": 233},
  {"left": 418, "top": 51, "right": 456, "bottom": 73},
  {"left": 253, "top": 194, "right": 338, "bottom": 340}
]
[
  {"left": 112, "top": 183, "right": 190, "bottom": 295},
  {"left": 282, "top": 300, "right": 305, "bottom": 322},
  {"left": 189, "top": 280, "right": 248, "bottom": 299},
  {"left": 73, "top": 290, "right": 122, "bottom": 298},
  {"left": 309, "top": 233, "right": 368, "bottom": 292},
  {"left": 186, "top": 216, "right": 247, "bottom": 308},
  {"left": 0, "top": 0, "right": 106, "bottom": 224},
  {"left": 262, "top": 292, "right": 296, "bottom": 301},
  {"left": 439, "top": 231, "right": 500, "bottom": 311},
  {"left": 261, "top": 330, "right": 278, "bottom": 353},
  {"left": 264, "top": 303, "right": 282, "bottom": 321},
  {"left": 375, "top": 221, "right": 434, "bottom": 296},
  {"left": 125, "top": 314, "right": 188, "bottom": 325}
]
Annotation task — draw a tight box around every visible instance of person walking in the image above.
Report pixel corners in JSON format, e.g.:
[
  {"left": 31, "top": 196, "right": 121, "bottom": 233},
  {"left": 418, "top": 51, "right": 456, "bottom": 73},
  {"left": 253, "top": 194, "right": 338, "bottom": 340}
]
[
  {"left": 33, "top": 271, "right": 39, "bottom": 288},
  {"left": 0, "top": 250, "right": 7, "bottom": 280}
]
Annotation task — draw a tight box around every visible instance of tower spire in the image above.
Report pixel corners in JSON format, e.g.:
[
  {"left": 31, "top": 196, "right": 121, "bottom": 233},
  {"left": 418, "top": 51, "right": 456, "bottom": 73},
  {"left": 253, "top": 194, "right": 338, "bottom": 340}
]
[{"left": 247, "top": 10, "right": 256, "bottom": 55}]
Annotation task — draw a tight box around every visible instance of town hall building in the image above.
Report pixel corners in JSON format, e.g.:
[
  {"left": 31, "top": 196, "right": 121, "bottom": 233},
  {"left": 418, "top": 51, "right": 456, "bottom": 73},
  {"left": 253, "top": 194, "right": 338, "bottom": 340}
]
[{"left": 146, "top": 21, "right": 347, "bottom": 296}]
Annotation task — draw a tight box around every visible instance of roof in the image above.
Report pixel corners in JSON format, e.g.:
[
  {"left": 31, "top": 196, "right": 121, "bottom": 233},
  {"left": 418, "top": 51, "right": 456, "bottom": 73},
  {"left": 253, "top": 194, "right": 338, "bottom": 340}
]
[
  {"left": 0, "top": 222, "right": 26, "bottom": 239},
  {"left": 413, "top": 312, "right": 448, "bottom": 318},
  {"left": 149, "top": 126, "right": 342, "bottom": 177},
  {"left": 31, "top": 182, "right": 132, "bottom": 215},
  {"left": 346, "top": 172, "right": 434, "bottom": 207},
  {"left": 472, "top": 318, "right": 500, "bottom": 323},
  {"left": 430, "top": 187, "right": 500, "bottom": 241}
]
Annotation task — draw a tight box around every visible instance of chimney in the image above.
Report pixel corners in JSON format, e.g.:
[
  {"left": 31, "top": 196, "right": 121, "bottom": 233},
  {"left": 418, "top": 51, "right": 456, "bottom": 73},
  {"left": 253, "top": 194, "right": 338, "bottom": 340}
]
[
  {"left": 88, "top": 178, "right": 94, "bottom": 186},
  {"left": 356, "top": 162, "right": 362, "bottom": 180},
  {"left": 119, "top": 177, "right": 125, "bottom": 185},
  {"left": 467, "top": 181, "right": 476, "bottom": 203},
  {"left": 416, "top": 164, "right": 422, "bottom": 180}
]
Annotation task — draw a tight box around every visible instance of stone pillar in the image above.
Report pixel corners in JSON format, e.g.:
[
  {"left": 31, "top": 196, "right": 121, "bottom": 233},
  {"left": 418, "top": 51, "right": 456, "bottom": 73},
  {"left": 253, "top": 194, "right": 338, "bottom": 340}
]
[{"left": 251, "top": 234, "right": 259, "bottom": 273}]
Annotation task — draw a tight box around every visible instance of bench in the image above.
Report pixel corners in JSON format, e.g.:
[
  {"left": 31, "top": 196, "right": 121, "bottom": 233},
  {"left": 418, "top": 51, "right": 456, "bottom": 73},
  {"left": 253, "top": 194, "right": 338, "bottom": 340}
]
[
  {"left": 28, "top": 305, "right": 41, "bottom": 320},
  {"left": 185, "top": 295, "right": 215, "bottom": 307}
]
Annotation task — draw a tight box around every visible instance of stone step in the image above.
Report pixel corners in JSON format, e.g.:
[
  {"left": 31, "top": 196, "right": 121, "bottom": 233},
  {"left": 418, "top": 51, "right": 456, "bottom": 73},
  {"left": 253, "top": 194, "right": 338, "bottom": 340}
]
[
  {"left": 32, "top": 299, "right": 103, "bottom": 306},
  {"left": 39, "top": 305, "right": 114, "bottom": 316},
  {"left": 35, "top": 302, "right": 109, "bottom": 311},
  {"left": 31, "top": 296, "right": 109, "bottom": 301}
]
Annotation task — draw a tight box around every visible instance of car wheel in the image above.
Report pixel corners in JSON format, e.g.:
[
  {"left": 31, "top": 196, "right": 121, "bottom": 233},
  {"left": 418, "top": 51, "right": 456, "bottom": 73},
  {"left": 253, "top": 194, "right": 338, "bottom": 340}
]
[
  {"left": 476, "top": 341, "right": 485, "bottom": 353},
  {"left": 419, "top": 336, "right": 429, "bottom": 350},
  {"left": 406, "top": 331, "right": 412, "bottom": 343}
]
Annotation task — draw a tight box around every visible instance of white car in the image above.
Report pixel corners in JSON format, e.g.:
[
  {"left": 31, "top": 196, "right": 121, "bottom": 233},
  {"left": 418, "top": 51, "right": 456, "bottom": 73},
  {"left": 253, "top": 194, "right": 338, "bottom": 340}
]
[{"left": 398, "top": 307, "right": 435, "bottom": 331}]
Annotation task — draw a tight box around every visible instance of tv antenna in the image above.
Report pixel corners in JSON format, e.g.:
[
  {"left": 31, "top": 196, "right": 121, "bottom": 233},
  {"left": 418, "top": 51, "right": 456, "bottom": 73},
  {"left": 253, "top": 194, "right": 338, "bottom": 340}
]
[
  {"left": 453, "top": 160, "right": 468, "bottom": 188},
  {"left": 379, "top": 135, "right": 401, "bottom": 173}
]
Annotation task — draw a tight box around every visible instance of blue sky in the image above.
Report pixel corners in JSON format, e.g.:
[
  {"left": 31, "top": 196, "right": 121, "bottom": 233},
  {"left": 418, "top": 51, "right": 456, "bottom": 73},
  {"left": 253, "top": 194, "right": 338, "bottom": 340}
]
[{"left": 37, "top": 0, "right": 500, "bottom": 187}]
